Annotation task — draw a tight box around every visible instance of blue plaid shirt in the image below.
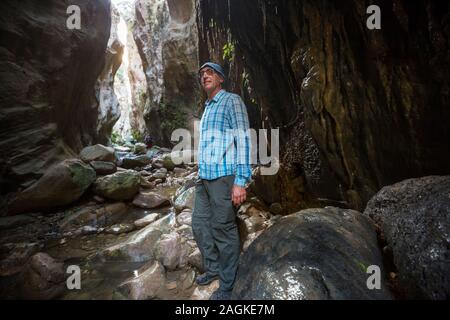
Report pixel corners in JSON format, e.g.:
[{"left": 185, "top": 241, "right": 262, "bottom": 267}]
[{"left": 198, "top": 89, "right": 252, "bottom": 187}]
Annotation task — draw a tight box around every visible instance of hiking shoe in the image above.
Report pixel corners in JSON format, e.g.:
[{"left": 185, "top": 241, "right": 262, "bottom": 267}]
[
  {"left": 196, "top": 273, "right": 219, "bottom": 286},
  {"left": 209, "top": 289, "right": 232, "bottom": 300}
]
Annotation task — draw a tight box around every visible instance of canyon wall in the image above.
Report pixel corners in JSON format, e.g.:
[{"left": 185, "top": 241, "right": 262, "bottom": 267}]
[
  {"left": 197, "top": 0, "right": 450, "bottom": 210},
  {"left": 0, "top": 0, "right": 111, "bottom": 193}
]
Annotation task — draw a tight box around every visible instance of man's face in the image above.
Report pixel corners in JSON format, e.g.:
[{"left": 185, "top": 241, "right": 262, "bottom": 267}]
[{"left": 199, "top": 67, "right": 224, "bottom": 93}]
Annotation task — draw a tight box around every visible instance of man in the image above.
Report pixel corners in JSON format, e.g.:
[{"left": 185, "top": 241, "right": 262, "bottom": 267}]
[{"left": 192, "top": 62, "right": 252, "bottom": 300}]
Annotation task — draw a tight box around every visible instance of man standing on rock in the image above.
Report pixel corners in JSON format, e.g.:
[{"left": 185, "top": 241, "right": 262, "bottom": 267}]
[{"left": 192, "top": 62, "right": 252, "bottom": 300}]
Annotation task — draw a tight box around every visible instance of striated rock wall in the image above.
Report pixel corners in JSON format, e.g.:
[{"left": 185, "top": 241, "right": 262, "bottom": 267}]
[
  {"left": 95, "top": 4, "right": 123, "bottom": 145},
  {"left": 0, "top": 0, "right": 111, "bottom": 193},
  {"left": 197, "top": 0, "right": 450, "bottom": 210},
  {"left": 111, "top": 0, "right": 147, "bottom": 141},
  {"left": 133, "top": 0, "right": 201, "bottom": 147}
]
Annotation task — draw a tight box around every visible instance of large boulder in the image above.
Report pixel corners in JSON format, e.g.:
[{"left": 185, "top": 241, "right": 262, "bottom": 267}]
[
  {"left": 364, "top": 175, "right": 450, "bottom": 300},
  {"left": 93, "top": 170, "right": 140, "bottom": 201},
  {"left": 134, "top": 143, "right": 147, "bottom": 155},
  {"left": 173, "top": 186, "right": 195, "bottom": 213},
  {"left": 154, "top": 232, "right": 186, "bottom": 270},
  {"left": 97, "top": 225, "right": 162, "bottom": 262},
  {"left": 18, "top": 252, "right": 65, "bottom": 299},
  {"left": 0, "top": 242, "right": 43, "bottom": 277},
  {"left": 6, "top": 159, "right": 96, "bottom": 215},
  {"left": 89, "top": 161, "right": 117, "bottom": 175},
  {"left": 132, "top": 191, "right": 170, "bottom": 209},
  {"left": 232, "top": 207, "right": 392, "bottom": 300},
  {"left": 80, "top": 144, "right": 116, "bottom": 163},
  {"left": 121, "top": 155, "right": 153, "bottom": 169}
]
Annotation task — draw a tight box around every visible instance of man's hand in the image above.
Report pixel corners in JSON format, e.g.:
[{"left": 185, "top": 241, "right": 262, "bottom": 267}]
[{"left": 232, "top": 185, "right": 247, "bottom": 206}]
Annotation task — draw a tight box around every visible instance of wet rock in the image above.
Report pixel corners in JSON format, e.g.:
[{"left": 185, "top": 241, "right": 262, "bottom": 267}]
[
  {"left": 105, "top": 223, "right": 135, "bottom": 235},
  {"left": 150, "top": 212, "right": 177, "bottom": 234},
  {"left": 188, "top": 248, "right": 203, "bottom": 273},
  {"left": 18, "top": 252, "right": 65, "bottom": 299},
  {"left": 134, "top": 143, "right": 147, "bottom": 155},
  {"left": 80, "top": 144, "right": 116, "bottom": 163},
  {"left": 181, "top": 269, "right": 196, "bottom": 290},
  {"left": 241, "top": 214, "right": 266, "bottom": 235},
  {"left": 98, "top": 225, "right": 162, "bottom": 262},
  {"left": 173, "top": 167, "right": 188, "bottom": 176},
  {"left": 269, "top": 202, "right": 283, "bottom": 215},
  {"left": 0, "top": 214, "right": 35, "bottom": 230},
  {"left": 190, "top": 280, "right": 219, "bottom": 300},
  {"left": 122, "top": 155, "right": 153, "bottom": 169},
  {"left": 242, "top": 230, "right": 264, "bottom": 252},
  {"left": 132, "top": 191, "right": 170, "bottom": 209},
  {"left": 150, "top": 168, "right": 167, "bottom": 180},
  {"left": 162, "top": 155, "right": 176, "bottom": 171},
  {"left": 176, "top": 225, "right": 194, "bottom": 241},
  {"left": 93, "top": 195, "right": 105, "bottom": 203},
  {"left": 7, "top": 159, "right": 96, "bottom": 215},
  {"left": 364, "top": 175, "right": 450, "bottom": 300},
  {"left": 59, "top": 202, "right": 127, "bottom": 231},
  {"left": 139, "top": 176, "right": 155, "bottom": 189},
  {"left": 0, "top": 242, "right": 43, "bottom": 276},
  {"left": 154, "top": 232, "right": 183, "bottom": 270},
  {"left": 166, "top": 281, "right": 177, "bottom": 290},
  {"left": 174, "top": 186, "right": 195, "bottom": 213},
  {"left": 79, "top": 225, "right": 98, "bottom": 235},
  {"left": 134, "top": 213, "right": 159, "bottom": 228},
  {"left": 114, "top": 146, "right": 131, "bottom": 153},
  {"left": 93, "top": 170, "right": 140, "bottom": 200},
  {"left": 232, "top": 207, "right": 393, "bottom": 300},
  {"left": 89, "top": 161, "right": 117, "bottom": 175},
  {"left": 116, "top": 261, "right": 166, "bottom": 300},
  {"left": 140, "top": 170, "right": 152, "bottom": 177},
  {"left": 176, "top": 210, "right": 192, "bottom": 226}
]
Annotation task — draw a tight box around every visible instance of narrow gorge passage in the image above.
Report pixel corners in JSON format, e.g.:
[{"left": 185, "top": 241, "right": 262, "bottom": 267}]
[{"left": 0, "top": 0, "right": 448, "bottom": 301}]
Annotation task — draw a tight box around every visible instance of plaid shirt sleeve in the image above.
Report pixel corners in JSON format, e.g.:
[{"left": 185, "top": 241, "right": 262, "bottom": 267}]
[{"left": 228, "top": 95, "right": 252, "bottom": 187}]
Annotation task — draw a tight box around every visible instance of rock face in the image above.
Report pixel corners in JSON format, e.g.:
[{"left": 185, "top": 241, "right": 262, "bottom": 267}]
[
  {"left": 133, "top": 0, "right": 200, "bottom": 147},
  {"left": 95, "top": 5, "right": 123, "bottom": 145},
  {"left": 93, "top": 170, "right": 140, "bottom": 201},
  {"left": 232, "top": 207, "right": 392, "bottom": 300},
  {"left": 0, "top": 0, "right": 111, "bottom": 193},
  {"left": 198, "top": 0, "right": 450, "bottom": 210},
  {"left": 7, "top": 159, "right": 96, "bottom": 215},
  {"left": 364, "top": 176, "right": 450, "bottom": 300},
  {"left": 111, "top": 0, "right": 148, "bottom": 141}
]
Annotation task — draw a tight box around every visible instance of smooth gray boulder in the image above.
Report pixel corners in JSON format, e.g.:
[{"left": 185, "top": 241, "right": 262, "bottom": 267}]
[{"left": 232, "top": 207, "right": 393, "bottom": 300}]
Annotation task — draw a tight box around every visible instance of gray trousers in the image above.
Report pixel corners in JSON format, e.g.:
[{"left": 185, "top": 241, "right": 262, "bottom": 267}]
[{"left": 192, "top": 175, "right": 240, "bottom": 291}]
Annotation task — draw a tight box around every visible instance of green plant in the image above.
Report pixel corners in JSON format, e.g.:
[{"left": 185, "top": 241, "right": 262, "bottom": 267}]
[
  {"left": 111, "top": 131, "right": 125, "bottom": 145},
  {"left": 131, "top": 129, "right": 143, "bottom": 142},
  {"left": 222, "top": 42, "right": 235, "bottom": 62}
]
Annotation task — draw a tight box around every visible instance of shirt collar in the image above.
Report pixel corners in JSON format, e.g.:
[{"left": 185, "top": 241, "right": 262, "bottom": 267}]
[{"left": 206, "top": 89, "right": 225, "bottom": 105}]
